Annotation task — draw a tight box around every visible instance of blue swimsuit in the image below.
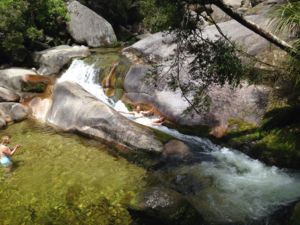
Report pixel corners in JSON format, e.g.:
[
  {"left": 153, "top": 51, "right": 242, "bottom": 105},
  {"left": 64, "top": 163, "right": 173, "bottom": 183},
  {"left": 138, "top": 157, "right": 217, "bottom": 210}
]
[{"left": 1, "top": 155, "right": 11, "bottom": 167}]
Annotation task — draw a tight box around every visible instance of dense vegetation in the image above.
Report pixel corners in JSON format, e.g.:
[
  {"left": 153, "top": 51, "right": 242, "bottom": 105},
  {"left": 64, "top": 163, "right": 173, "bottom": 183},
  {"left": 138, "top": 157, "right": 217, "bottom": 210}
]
[{"left": 0, "top": 0, "right": 68, "bottom": 64}]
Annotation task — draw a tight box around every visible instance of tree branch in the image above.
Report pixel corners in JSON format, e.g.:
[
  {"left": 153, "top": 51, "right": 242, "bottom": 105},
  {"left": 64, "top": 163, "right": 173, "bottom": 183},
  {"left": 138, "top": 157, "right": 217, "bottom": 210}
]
[{"left": 213, "top": 0, "right": 300, "bottom": 60}]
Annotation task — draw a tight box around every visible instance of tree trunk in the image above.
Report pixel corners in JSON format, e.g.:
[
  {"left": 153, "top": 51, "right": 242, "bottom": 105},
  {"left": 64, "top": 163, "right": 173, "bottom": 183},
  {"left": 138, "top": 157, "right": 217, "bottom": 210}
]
[{"left": 213, "top": 0, "right": 300, "bottom": 60}]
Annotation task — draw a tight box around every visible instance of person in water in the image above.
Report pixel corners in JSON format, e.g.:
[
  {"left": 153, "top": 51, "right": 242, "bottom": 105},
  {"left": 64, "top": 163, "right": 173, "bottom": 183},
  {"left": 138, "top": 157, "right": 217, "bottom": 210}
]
[{"left": 0, "top": 135, "right": 21, "bottom": 170}]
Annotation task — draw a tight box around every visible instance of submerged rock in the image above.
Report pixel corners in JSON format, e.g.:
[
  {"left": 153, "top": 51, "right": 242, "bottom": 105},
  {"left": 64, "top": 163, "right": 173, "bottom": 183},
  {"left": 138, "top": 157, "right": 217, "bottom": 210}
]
[
  {"left": 34, "top": 45, "right": 90, "bottom": 75},
  {"left": 163, "top": 140, "right": 192, "bottom": 160},
  {"left": 67, "top": 1, "right": 117, "bottom": 47},
  {"left": 47, "top": 81, "right": 163, "bottom": 153},
  {"left": 130, "top": 187, "right": 204, "bottom": 225}
]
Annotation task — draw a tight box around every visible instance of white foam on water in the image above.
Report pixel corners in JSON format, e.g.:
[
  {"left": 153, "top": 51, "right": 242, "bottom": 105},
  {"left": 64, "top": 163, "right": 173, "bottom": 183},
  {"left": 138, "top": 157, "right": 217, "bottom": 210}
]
[{"left": 58, "top": 59, "right": 112, "bottom": 106}]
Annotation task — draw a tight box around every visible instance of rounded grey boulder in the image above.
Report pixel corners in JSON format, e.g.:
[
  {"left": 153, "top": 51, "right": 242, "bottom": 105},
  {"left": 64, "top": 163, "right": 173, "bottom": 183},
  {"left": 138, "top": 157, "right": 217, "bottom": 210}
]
[{"left": 67, "top": 1, "right": 117, "bottom": 47}]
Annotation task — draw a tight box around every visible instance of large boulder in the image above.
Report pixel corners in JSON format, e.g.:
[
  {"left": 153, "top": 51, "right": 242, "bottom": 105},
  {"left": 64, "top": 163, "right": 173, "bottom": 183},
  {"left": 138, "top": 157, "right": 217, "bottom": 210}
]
[
  {"left": 34, "top": 45, "right": 90, "bottom": 75},
  {"left": 0, "top": 68, "right": 37, "bottom": 91},
  {"left": 67, "top": 1, "right": 117, "bottom": 47},
  {"left": 122, "top": 14, "right": 274, "bottom": 129},
  {"left": 124, "top": 64, "right": 270, "bottom": 128},
  {"left": 123, "top": 15, "right": 271, "bottom": 63},
  {"left": 47, "top": 81, "right": 163, "bottom": 153}
]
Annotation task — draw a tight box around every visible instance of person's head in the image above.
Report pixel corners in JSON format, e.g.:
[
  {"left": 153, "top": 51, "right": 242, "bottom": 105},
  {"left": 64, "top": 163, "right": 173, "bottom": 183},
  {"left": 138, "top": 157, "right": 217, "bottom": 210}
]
[
  {"left": 1, "top": 135, "right": 11, "bottom": 145},
  {"left": 135, "top": 104, "right": 141, "bottom": 113}
]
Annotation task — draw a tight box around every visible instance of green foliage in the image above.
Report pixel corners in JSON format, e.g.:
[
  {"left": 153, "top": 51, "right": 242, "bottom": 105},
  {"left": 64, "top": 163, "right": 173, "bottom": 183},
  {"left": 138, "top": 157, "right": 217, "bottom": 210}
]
[
  {"left": 85, "top": 0, "right": 142, "bottom": 27},
  {"left": 141, "top": 0, "right": 184, "bottom": 32},
  {"left": 269, "top": 1, "right": 300, "bottom": 37},
  {"left": 142, "top": 0, "right": 249, "bottom": 114},
  {"left": 267, "top": 2, "right": 300, "bottom": 105},
  {"left": 0, "top": 0, "right": 68, "bottom": 63}
]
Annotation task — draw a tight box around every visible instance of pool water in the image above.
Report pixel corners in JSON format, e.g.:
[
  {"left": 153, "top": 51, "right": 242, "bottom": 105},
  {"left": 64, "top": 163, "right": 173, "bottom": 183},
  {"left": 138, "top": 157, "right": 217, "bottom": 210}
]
[{"left": 0, "top": 121, "right": 147, "bottom": 225}]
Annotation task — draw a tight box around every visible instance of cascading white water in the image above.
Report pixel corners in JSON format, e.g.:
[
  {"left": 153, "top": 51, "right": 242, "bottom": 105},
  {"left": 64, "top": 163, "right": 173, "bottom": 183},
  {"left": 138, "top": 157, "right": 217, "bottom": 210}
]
[
  {"left": 59, "top": 59, "right": 113, "bottom": 106},
  {"left": 61, "top": 59, "right": 300, "bottom": 223}
]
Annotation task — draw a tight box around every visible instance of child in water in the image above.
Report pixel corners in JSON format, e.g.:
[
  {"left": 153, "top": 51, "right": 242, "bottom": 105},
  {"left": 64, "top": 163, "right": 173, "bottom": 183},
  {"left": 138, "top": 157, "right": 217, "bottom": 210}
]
[{"left": 0, "top": 135, "right": 21, "bottom": 171}]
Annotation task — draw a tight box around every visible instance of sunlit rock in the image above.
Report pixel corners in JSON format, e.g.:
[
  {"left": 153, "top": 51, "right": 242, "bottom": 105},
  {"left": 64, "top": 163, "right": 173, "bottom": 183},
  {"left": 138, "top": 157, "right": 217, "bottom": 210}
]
[
  {"left": 34, "top": 45, "right": 90, "bottom": 75},
  {"left": 67, "top": 1, "right": 117, "bottom": 47},
  {"left": 47, "top": 81, "right": 163, "bottom": 153}
]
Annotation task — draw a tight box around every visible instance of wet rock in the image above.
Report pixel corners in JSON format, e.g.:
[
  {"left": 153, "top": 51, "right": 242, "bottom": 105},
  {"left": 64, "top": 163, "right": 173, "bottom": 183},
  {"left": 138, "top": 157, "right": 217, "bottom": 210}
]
[
  {"left": 47, "top": 81, "right": 163, "bottom": 153},
  {"left": 163, "top": 140, "right": 192, "bottom": 160},
  {"left": 0, "top": 103, "right": 28, "bottom": 122},
  {"left": 28, "top": 97, "right": 51, "bottom": 122},
  {"left": 34, "top": 45, "right": 90, "bottom": 75},
  {"left": 67, "top": 1, "right": 117, "bottom": 47},
  {"left": 131, "top": 187, "right": 204, "bottom": 225},
  {"left": 0, "top": 87, "right": 20, "bottom": 102},
  {"left": 124, "top": 64, "right": 270, "bottom": 128}
]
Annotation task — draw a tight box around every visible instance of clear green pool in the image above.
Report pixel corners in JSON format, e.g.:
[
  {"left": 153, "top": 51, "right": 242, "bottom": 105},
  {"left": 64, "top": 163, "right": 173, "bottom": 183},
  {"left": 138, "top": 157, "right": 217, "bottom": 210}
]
[{"left": 0, "top": 121, "right": 147, "bottom": 225}]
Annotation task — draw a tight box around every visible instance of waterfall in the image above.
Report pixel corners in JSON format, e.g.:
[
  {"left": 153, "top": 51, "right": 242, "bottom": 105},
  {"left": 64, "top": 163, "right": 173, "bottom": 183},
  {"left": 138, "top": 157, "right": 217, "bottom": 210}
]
[
  {"left": 59, "top": 59, "right": 113, "bottom": 106},
  {"left": 61, "top": 59, "right": 300, "bottom": 223}
]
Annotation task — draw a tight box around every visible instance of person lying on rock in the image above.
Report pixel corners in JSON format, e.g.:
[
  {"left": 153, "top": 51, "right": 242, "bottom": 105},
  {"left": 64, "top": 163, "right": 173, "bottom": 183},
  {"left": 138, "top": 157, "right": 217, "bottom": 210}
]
[
  {"left": 118, "top": 104, "right": 144, "bottom": 117},
  {"left": 0, "top": 135, "right": 21, "bottom": 170},
  {"left": 151, "top": 116, "right": 166, "bottom": 126},
  {"left": 140, "top": 107, "right": 155, "bottom": 116}
]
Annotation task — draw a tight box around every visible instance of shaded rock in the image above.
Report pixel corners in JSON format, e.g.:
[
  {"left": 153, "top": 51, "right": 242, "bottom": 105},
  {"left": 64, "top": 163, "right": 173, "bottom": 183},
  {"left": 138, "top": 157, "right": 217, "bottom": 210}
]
[
  {"left": 34, "top": 45, "right": 90, "bottom": 75},
  {"left": 0, "top": 103, "right": 28, "bottom": 122},
  {"left": 291, "top": 202, "right": 300, "bottom": 225},
  {"left": 67, "top": 1, "right": 117, "bottom": 47},
  {"left": 0, "top": 117, "right": 7, "bottom": 129},
  {"left": 47, "top": 81, "right": 163, "bottom": 153},
  {"left": 163, "top": 140, "right": 192, "bottom": 160},
  {"left": 124, "top": 64, "right": 270, "bottom": 128},
  {"left": 0, "top": 87, "right": 20, "bottom": 102},
  {"left": 131, "top": 187, "right": 204, "bottom": 225},
  {"left": 0, "top": 68, "right": 37, "bottom": 91}
]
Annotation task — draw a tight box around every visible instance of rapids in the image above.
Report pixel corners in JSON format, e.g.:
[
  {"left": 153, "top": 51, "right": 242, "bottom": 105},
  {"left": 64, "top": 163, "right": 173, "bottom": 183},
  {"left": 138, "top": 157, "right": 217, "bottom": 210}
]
[{"left": 57, "top": 59, "right": 300, "bottom": 223}]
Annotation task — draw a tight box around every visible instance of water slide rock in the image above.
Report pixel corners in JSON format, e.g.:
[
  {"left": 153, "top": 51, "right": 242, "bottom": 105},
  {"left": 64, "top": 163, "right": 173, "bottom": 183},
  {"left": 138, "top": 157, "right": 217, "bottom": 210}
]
[
  {"left": 124, "top": 64, "right": 270, "bottom": 127},
  {"left": 67, "top": 1, "right": 117, "bottom": 47},
  {"left": 34, "top": 45, "right": 90, "bottom": 75},
  {"left": 47, "top": 81, "right": 163, "bottom": 153}
]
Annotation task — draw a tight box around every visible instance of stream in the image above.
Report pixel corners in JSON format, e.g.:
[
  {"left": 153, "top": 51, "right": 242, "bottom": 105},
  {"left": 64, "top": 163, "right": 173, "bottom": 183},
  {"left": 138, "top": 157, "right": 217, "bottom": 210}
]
[
  {"left": 59, "top": 58, "right": 300, "bottom": 224},
  {"left": 0, "top": 54, "right": 299, "bottom": 225}
]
